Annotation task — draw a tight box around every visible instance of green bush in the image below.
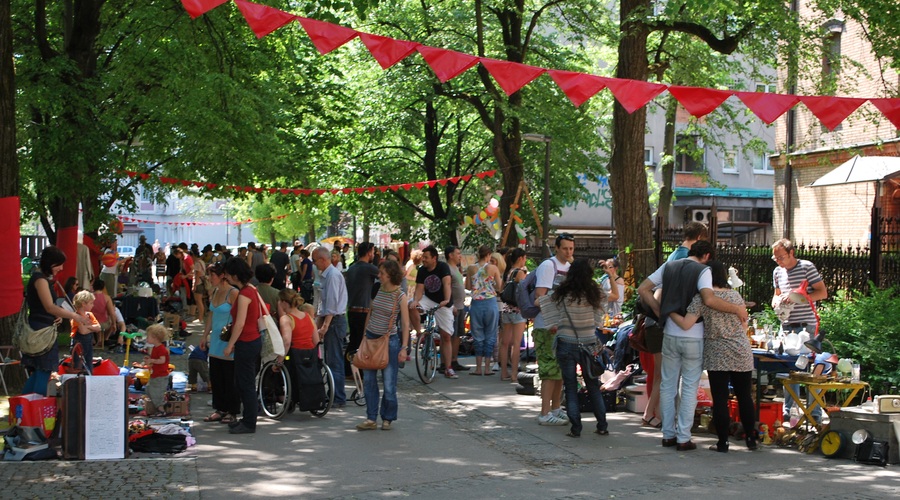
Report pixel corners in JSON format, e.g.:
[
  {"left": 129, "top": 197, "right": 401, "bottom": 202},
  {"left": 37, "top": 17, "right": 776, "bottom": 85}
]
[{"left": 818, "top": 286, "right": 900, "bottom": 391}]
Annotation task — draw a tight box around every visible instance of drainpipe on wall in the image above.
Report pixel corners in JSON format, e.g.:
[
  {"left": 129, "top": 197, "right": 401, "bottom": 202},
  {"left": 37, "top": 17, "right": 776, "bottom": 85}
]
[{"left": 783, "top": 0, "right": 799, "bottom": 240}]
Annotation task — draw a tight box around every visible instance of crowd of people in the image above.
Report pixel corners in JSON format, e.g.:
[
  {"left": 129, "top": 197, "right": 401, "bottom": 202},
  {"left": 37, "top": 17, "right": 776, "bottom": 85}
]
[{"left": 21, "top": 227, "right": 825, "bottom": 450}]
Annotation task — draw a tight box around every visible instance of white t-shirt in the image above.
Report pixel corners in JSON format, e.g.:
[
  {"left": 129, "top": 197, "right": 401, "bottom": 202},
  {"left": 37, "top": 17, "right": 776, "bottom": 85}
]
[
  {"left": 647, "top": 261, "right": 712, "bottom": 339},
  {"left": 533, "top": 256, "right": 571, "bottom": 329}
]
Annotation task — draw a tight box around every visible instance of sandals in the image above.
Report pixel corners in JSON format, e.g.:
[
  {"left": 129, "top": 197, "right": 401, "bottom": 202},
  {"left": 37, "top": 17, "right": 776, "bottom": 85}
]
[
  {"left": 221, "top": 413, "right": 237, "bottom": 424},
  {"left": 204, "top": 411, "right": 225, "bottom": 422},
  {"left": 642, "top": 417, "right": 662, "bottom": 429}
]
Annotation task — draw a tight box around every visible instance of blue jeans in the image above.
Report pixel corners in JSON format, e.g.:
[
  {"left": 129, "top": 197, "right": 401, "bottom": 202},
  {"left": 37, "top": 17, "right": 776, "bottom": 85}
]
[
  {"left": 557, "top": 341, "right": 607, "bottom": 434},
  {"left": 234, "top": 338, "right": 262, "bottom": 429},
  {"left": 660, "top": 335, "right": 703, "bottom": 444},
  {"left": 469, "top": 298, "right": 499, "bottom": 357},
  {"left": 363, "top": 333, "right": 400, "bottom": 422},
  {"left": 23, "top": 370, "right": 51, "bottom": 396},
  {"left": 73, "top": 334, "right": 93, "bottom": 374},
  {"left": 324, "top": 314, "right": 347, "bottom": 405}
]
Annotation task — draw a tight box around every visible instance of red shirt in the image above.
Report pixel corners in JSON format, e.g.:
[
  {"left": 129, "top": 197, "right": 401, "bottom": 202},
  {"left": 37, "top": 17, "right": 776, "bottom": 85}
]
[
  {"left": 150, "top": 344, "right": 170, "bottom": 378},
  {"left": 289, "top": 313, "right": 316, "bottom": 350},
  {"left": 231, "top": 286, "right": 261, "bottom": 342}
]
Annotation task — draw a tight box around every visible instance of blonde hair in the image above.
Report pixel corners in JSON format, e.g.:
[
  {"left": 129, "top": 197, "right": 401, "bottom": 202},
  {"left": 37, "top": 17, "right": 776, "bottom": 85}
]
[
  {"left": 146, "top": 324, "right": 170, "bottom": 343},
  {"left": 278, "top": 288, "right": 304, "bottom": 309},
  {"left": 73, "top": 290, "right": 95, "bottom": 310},
  {"left": 491, "top": 252, "right": 506, "bottom": 276},
  {"left": 300, "top": 303, "right": 315, "bottom": 317}
]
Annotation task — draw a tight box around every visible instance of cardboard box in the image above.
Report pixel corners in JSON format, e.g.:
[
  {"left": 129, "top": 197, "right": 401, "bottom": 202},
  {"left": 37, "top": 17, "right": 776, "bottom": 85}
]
[
  {"left": 164, "top": 395, "right": 190, "bottom": 416},
  {"left": 625, "top": 384, "right": 648, "bottom": 413}
]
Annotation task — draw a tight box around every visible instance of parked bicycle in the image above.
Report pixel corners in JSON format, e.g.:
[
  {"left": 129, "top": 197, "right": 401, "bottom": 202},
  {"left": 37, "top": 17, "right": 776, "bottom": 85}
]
[
  {"left": 257, "top": 342, "right": 335, "bottom": 419},
  {"left": 414, "top": 306, "right": 441, "bottom": 384}
]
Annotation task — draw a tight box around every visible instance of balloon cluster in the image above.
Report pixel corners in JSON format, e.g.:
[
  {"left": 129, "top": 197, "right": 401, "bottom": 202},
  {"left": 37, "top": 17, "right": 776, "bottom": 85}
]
[{"left": 463, "top": 198, "right": 502, "bottom": 237}]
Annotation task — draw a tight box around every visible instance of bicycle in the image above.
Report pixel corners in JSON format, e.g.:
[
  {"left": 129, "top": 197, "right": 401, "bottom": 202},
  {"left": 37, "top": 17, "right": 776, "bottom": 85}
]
[
  {"left": 257, "top": 342, "right": 335, "bottom": 420},
  {"left": 414, "top": 306, "right": 441, "bottom": 384},
  {"left": 349, "top": 363, "right": 366, "bottom": 406}
]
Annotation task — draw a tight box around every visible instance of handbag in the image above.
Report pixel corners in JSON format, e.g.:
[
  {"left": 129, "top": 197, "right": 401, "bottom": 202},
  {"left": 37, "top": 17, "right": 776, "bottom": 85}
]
[
  {"left": 256, "top": 289, "right": 285, "bottom": 362},
  {"left": 219, "top": 324, "right": 232, "bottom": 342},
  {"left": 352, "top": 289, "right": 401, "bottom": 371},
  {"left": 560, "top": 302, "right": 605, "bottom": 379},
  {"left": 630, "top": 314, "right": 664, "bottom": 354},
  {"left": 14, "top": 298, "right": 58, "bottom": 357},
  {"left": 499, "top": 268, "right": 520, "bottom": 306}
]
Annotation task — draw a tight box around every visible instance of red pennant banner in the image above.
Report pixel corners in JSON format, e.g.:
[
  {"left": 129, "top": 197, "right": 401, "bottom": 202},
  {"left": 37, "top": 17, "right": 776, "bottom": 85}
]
[
  {"left": 604, "top": 78, "right": 667, "bottom": 114},
  {"left": 180, "top": 0, "right": 228, "bottom": 19},
  {"left": 799, "top": 96, "right": 867, "bottom": 131},
  {"left": 480, "top": 58, "right": 546, "bottom": 96},
  {"left": 359, "top": 33, "right": 419, "bottom": 70},
  {"left": 735, "top": 91, "right": 799, "bottom": 124},
  {"left": 547, "top": 70, "right": 607, "bottom": 108},
  {"left": 234, "top": 0, "right": 296, "bottom": 39},
  {"left": 297, "top": 17, "right": 358, "bottom": 55},
  {"left": 870, "top": 99, "right": 900, "bottom": 130},
  {"left": 668, "top": 86, "right": 734, "bottom": 119},
  {"left": 417, "top": 46, "right": 479, "bottom": 83}
]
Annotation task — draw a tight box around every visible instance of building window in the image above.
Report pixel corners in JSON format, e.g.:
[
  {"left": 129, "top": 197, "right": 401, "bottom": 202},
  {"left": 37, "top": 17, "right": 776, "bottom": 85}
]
[
  {"left": 675, "top": 134, "right": 704, "bottom": 172},
  {"left": 753, "top": 154, "right": 773, "bottom": 174},
  {"left": 821, "top": 21, "right": 843, "bottom": 96},
  {"left": 755, "top": 83, "right": 776, "bottom": 93},
  {"left": 723, "top": 150, "right": 738, "bottom": 173},
  {"left": 644, "top": 147, "right": 655, "bottom": 167}
]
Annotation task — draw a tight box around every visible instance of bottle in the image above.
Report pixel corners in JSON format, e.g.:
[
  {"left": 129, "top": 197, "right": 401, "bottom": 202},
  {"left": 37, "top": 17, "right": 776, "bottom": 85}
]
[{"left": 789, "top": 406, "right": 800, "bottom": 428}]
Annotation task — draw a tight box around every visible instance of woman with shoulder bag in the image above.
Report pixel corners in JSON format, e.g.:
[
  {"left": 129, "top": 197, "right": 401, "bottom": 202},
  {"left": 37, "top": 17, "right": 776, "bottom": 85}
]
[
  {"left": 539, "top": 259, "right": 609, "bottom": 438},
  {"left": 356, "top": 259, "right": 410, "bottom": 431},
  {"left": 222, "top": 257, "right": 262, "bottom": 435},
  {"left": 498, "top": 248, "right": 528, "bottom": 381},
  {"left": 200, "top": 263, "right": 240, "bottom": 424},
  {"left": 23, "top": 246, "right": 89, "bottom": 395}
]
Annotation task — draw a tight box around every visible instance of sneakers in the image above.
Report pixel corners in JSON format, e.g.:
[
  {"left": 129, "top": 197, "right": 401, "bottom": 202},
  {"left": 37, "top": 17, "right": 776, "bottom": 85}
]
[
  {"left": 356, "top": 420, "right": 377, "bottom": 431},
  {"left": 445, "top": 368, "right": 459, "bottom": 379},
  {"left": 537, "top": 412, "right": 567, "bottom": 426},
  {"left": 552, "top": 408, "right": 569, "bottom": 422},
  {"left": 381, "top": 421, "right": 392, "bottom": 431}
]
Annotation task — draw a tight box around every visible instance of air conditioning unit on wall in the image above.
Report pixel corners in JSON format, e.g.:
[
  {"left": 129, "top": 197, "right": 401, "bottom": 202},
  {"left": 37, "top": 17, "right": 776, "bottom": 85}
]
[{"left": 692, "top": 209, "right": 711, "bottom": 223}]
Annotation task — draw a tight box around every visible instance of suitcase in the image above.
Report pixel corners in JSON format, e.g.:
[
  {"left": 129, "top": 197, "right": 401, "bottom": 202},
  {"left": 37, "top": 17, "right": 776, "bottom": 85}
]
[{"left": 61, "top": 376, "right": 87, "bottom": 460}]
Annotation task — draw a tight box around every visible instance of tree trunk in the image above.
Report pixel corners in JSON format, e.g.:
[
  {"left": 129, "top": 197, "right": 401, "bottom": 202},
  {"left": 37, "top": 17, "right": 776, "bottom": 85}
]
[
  {"left": 609, "top": 0, "right": 655, "bottom": 282},
  {"left": 657, "top": 96, "right": 678, "bottom": 221}
]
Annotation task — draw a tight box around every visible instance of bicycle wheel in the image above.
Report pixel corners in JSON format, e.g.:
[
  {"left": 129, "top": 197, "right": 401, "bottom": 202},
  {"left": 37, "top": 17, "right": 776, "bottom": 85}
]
[
  {"left": 310, "top": 363, "right": 335, "bottom": 417},
  {"left": 351, "top": 388, "right": 366, "bottom": 406},
  {"left": 258, "top": 359, "right": 291, "bottom": 420},
  {"left": 415, "top": 332, "right": 437, "bottom": 384}
]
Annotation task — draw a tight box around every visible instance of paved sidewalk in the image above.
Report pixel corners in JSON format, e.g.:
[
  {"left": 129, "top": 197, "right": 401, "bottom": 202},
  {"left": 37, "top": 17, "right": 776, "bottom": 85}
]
[{"left": 2, "top": 320, "right": 899, "bottom": 498}]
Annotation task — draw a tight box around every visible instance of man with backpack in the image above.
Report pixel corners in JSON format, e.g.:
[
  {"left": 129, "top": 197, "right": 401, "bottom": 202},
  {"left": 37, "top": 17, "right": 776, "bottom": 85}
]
[{"left": 528, "top": 233, "right": 575, "bottom": 425}]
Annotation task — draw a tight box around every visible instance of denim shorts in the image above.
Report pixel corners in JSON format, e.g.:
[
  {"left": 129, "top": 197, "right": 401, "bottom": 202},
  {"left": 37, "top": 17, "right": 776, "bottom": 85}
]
[{"left": 501, "top": 310, "right": 525, "bottom": 325}]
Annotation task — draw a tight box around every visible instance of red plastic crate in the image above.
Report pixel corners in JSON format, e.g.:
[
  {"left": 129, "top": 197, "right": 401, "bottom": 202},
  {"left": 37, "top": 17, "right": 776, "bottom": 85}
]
[{"left": 728, "top": 399, "right": 782, "bottom": 436}]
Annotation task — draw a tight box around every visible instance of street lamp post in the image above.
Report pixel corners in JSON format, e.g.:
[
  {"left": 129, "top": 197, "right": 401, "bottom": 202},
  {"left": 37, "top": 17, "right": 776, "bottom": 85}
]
[{"left": 522, "top": 133, "right": 552, "bottom": 259}]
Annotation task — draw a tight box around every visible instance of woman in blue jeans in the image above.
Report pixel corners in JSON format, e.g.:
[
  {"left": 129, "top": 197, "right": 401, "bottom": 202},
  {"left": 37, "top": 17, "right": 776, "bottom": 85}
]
[
  {"left": 356, "top": 260, "right": 410, "bottom": 430},
  {"left": 539, "top": 259, "right": 608, "bottom": 437},
  {"left": 465, "top": 245, "right": 503, "bottom": 375}
]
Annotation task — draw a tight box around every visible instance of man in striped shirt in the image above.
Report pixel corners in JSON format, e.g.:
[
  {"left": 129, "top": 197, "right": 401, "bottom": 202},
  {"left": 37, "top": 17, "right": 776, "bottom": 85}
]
[{"left": 771, "top": 238, "right": 828, "bottom": 422}]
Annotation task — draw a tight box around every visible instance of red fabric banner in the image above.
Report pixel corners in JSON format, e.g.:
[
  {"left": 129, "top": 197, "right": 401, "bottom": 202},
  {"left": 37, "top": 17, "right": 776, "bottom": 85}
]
[
  {"left": 0, "top": 197, "right": 22, "bottom": 318},
  {"left": 234, "top": 0, "right": 296, "bottom": 39},
  {"left": 297, "top": 17, "right": 358, "bottom": 55},
  {"left": 359, "top": 33, "right": 420, "bottom": 70},
  {"left": 479, "top": 58, "right": 546, "bottom": 96},
  {"left": 603, "top": 78, "right": 667, "bottom": 114},
  {"left": 735, "top": 91, "right": 799, "bottom": 124},
  {"left": 417, "top": 46, "right": 479, "bottom": 83},
  {"left": 799, "top": 96, "right": 867, "bottom": 131},
  {"left": 547, "top": 70, "right": 607, "bottom": 108},
  {"left": 870, "top": 99, "right": 900, "bottom": 130},
  {"left": 55, "top": 226, "right": 79, "bottom": 289},
  {"left": 668, "top": 86, "right": 733, "bottom": 118},
  {"left": 180, "top": 0, "right": 228, "bottom": 19}
]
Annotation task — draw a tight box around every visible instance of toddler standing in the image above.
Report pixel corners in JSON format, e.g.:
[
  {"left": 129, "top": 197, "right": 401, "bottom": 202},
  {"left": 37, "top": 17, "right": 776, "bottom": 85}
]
[
  {"left": 143, "top": 324, "right": 171, "bottom": 416},
  {"left": 188, "top": 343, "right": 210, "bottom": 392},
  {"left": 71, "top": 290, "right": 101, "bottom": 373}
]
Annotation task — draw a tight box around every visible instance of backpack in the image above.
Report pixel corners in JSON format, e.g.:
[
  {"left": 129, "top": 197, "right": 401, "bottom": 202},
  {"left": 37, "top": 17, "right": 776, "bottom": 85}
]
[
  {"left": 516, "top": 259, "right": 557, "bottom": 319},
  {"left": 499, "top": 268, "right": 520, "bottom": 306}
]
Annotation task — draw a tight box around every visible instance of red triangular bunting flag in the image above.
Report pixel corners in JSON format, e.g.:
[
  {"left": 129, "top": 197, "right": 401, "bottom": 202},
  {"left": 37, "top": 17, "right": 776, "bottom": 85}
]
[
  {"left": 437, "top": 179, "right": 448, "bottom": 186},
  {"left": 799, "top": 96, "right": 867, "bottom": 131},
  {"left": 180, "top": 0, "right": 228, "bottom": 19},
  {"left": 342, "top": 188, "right": 352, "bottom": 194},
  {"left": 415, "top": 181, "right": 427, "bottom": 189},
  {"left": 461, "top": 175, "right": 472, "bottom": 182},
  {"left": 735, "top": 91, "right": 799, "bottom": 124},
  {"left": 234, "top": 0, "right": 295, "bottom": 39},
  {"left": 193, "top": 181, "right": 205, "bottom": 187},
  {"left": 297, "top": 17, "right": 358, "bottom": 55},
  {"left": 378, "top": 186, "right": 389, "bottom": 192},
  {"left": 358, "top": 33, "right": 419, "bottom": 70},
  {"left": 140, "top": 173, "right": 150, "bottom": 180},
  {"left": 479, "top": 58, "right": 546, "bottom": 96},
  {"left": 354, "top": 187, "right": 366, "bottom": 194},
  {"left": 268, "top": 188, "right": 277, "bottom": 194},
  {"left": 426, "top": 180, "right": 438, "bottom": 187},
  {"left": 416, "top": 46, "right": 479, "bottom": 83},
  {"left": 668, "top": 86, "right": 733, "bottom": 118},
  {"left": 389, "top": 185, "right": 400, "bottom": 191},
  {"left": 870, "top": 98, "right": 900, "bottom": 130},
  {"left": 126, "top": 171, "right": 137, "bottom": 178},
  {"left": 603, "top": 78, "right": 667, "bottom": 114},
  {"left": 547, "top": 70, "right": 607, "bottom": 107}
]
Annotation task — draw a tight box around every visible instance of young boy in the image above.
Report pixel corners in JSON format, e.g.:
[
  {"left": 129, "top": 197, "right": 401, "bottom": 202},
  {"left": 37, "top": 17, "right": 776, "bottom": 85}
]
[
  {"left": 187, "top": 343, "right": 210, "bottom": 392},
  {"left": 142, "top": 324, "right": 171, "bottom": 416},
  {"left": 71, "top": 290, "right": 101, "bottom": 374}
]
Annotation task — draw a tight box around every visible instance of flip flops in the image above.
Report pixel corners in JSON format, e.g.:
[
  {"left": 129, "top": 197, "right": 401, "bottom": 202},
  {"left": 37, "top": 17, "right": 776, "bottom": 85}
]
[
  {"left": 204, "top": 411, "right": 224, "bottom": 422},
  {"left": 642, "top": 417, "right": 662, "bottom": 428}
]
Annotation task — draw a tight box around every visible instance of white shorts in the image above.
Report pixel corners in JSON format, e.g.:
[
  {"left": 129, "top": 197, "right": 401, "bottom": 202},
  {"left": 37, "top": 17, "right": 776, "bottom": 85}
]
[{"left": 418, "top": 296, "right": 454, "bottom": 335}]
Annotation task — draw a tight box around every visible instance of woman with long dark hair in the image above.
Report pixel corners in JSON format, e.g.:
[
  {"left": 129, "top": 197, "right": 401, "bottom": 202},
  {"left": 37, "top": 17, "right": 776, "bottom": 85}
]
[
  {"left": 23, "top": 246, "right": 89, "bottom": 395},
  {"left": 200, "top": 262, "right": 240, "bottom": 424},
  {"left": 668, "top": 260, "right": 756, "bottom": 452},
  {"left": 221, "top": 257, "right": 262, "bottom": 434},
  {"left": 539, "top": 259, "right": 608, "bottom": 437},
  {"left": 498, "top": 248, "right": 528, "bottom": 381}
]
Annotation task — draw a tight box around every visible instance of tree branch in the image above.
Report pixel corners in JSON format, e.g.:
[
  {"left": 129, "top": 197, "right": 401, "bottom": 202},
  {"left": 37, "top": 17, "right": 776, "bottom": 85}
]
[{"left": 644, "top": 20, "right": 754, "bottom": 54}]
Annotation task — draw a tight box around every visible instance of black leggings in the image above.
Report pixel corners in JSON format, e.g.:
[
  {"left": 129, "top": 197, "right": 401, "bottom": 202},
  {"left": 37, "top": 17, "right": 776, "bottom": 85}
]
[{"left": 708, "top": 370, "right": 756, "bottom": 444}]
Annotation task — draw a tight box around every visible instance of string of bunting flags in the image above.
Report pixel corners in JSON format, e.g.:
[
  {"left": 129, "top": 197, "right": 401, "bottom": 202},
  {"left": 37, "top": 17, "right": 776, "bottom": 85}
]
[
  {"left": 120, "top": 169, "right": 496, "bottom": 196},
  {"left": 179, "top": 0, "right": 900, "bottom": 131},
  {"left": 118, "top": 214, "right": 289, "bottom": 226}
]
